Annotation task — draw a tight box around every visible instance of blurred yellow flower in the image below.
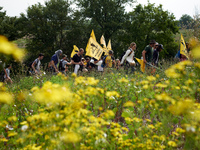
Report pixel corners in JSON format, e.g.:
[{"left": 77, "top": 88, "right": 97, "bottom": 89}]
[
  {"left": 176, "top": 127, "right": 185, "bottom": 133},
  {"left": 189, "top": 37, "right": 199, "bottom": 47},
  {"left": 185, "top": 79, "right": 193, "bottom": 85},
  {"left": 71, "top": 73, "right": 77, "bottom": 78},
  {"left": 192, "top": 45, "right": 200, "bottom": 59},
  {"left": 168, "top": 141, "right": 177, "bottom": 147},
  {"left": 32, "top": 82, "right": 73, "bottom": 104},
  {"left": 0, "top": 36, "right": 25, "bottom": 61},
  {"left": 147, "top": 76, "right": 156, "bottom": 81},
  {"left": 106, "top": 91, "right": 120, "bottom": 99},
  {"left": 168, "top": 99, "right": 193, "bottom": 115},
  {"left": 118, "top": 77, "right": 129, "bottom": 83},
  {"left": 123, "top": 101, "right": 135, "bottom": 107},
  {"left": 8, "top": 131, "right": 18, "bottom": 137},
  {"left": 0, "top": 92, "right": 13, "bottom": 104}
]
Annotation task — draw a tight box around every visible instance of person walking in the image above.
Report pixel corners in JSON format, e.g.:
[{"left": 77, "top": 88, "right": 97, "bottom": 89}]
[
  {"left": 120, "top": 42, "right": 137, "bottom": 73},
  {"left": 152, "top": 44, "right": 164, "bottom": 67},
  {"left": 59, "top": 54, "right": 71, "bottom": 75},
  {"left": 48, "top": 49, "right": 63, "bottom": 73},
  {"left": 4, "top": 64, "right": 12, "bottom": 84},
  {"left": 30, "top": 53, "right": 44, "bottom": 74},
  {"left": 142, "top": 40, "right": 156, "bottom": 65},
  {"left": 71, "top": 48, "right": 84, "bottom": 74}
]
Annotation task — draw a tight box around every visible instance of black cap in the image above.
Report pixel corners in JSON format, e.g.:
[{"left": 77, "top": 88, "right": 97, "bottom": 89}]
[
  {"left": 150, "top": 40, "right": 156, "bottom": 44},
  {"left": 158, "top": 44, "right": 164, "bottom": 49},
  {"left": 39, "top": 53, "right": 44, "bottom": 57}
]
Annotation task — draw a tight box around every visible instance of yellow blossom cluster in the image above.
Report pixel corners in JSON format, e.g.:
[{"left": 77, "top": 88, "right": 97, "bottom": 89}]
[
  {"left": 0, "top": 35, "right": 25, "bottom": 61},
  {"left": 31, "top": 81, "right": 73, "bottom": 104}
]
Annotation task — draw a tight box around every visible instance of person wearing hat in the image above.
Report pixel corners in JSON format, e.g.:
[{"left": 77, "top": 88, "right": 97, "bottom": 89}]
[
  {"left": 142, "top": 40, "right": 156, "bottom": 64},
  {"left": 59, "top": 54, "right": 71, "bottom": 74},
  {"left": 153, "top": 44, "right": 164, "bottom": 67},
  {"left": 31, "top": 53, "right": 44, "bottom": 74},
  {"left": 49, "top": 49, "right": 63, "bottom": 73}
]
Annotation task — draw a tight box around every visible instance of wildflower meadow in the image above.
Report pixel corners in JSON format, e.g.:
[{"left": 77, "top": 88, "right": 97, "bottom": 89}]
[{"left": 0, "top": 35, "right": 200, "bottom": 150}]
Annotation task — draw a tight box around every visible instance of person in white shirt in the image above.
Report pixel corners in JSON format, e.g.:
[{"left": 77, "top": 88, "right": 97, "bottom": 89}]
[
  {"left": 31, "top": 53, "right": 44, "bottom": 74},
  {"left": 120, "top": 42, "right": 137, "bottom": 73},
  {"left": 120, "top": 42, "right": 136, "bottom": 65}
]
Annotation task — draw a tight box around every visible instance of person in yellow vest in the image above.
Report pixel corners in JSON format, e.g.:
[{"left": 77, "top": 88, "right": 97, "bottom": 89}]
[
  {"left": 103, "top": 50, "right": 114, "bottom": 74},
  {"left": 105, "top": 50, "right": 114, "bottom": 68}
]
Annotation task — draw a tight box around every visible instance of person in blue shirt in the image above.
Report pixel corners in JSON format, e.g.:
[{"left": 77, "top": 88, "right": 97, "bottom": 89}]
[{"left": 48, "top": 49, "right": 63, "bottom": 73}]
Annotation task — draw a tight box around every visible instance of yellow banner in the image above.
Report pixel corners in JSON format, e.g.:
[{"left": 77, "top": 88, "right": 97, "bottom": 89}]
[
  {"left": 71, "top": 45, "right": 79, "bottom": 58},
  {"left": 90, "top": 29, "right": 96, "bottom": 41},
  {"left": 135, "top": 57, "right": 145, "bottom": 73},
  {"left": 86, "top": 37, "right": 104, "bottom": 60},
  {"left": 180, "top": 34, "right": 189, "bottom": 59}
]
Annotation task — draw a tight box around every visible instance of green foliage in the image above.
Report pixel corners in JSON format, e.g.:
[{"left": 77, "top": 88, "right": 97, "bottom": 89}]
[
  {"left": 0, "top": 7, "right": 25, "bottom": 41},
  {"left": 76, "top": 0, "right": 135, "bottom": 40},
  {"left": 114, "top": 3, "right": 179, "bottom": 58},
  {"left": 179, "top": 14, "right": 194, "bottom": 29},
  {"left": 22, "top": 0, "right": 73, "bottom": 62}
]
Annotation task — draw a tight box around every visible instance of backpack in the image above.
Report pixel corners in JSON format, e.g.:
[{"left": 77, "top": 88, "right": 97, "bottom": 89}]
[
  {"left": 101, "top": 55, "right": 108, "bottom": 68},
  {"left": 58, "top": 59, "right": 65, "bottom": 71}
]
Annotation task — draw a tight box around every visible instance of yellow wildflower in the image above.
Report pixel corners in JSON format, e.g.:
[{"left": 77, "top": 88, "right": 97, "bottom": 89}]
[
  {"left": 71, "top": 73, "right": 77, "bottom": 78},
  {"left": 143, "top": 84, "right": 149, "bottom": 89},
  {"left": 147, "top": 76, "right": 156, "bottom": 81},
  {"left": 106, "top": 91, "right": 120, "bottom": 99},
  {"left": 155, "top": 93, "right": 173, "bottom": 102},
  {"left": 118, "top": 77, "right": 129, "bottom": 83},
  {"left": 168, "top": 141, "right": 177, "bottom": 147},
  {"left": 123, "top": 101, "right": 135, "bottom": 107},
  {"left": 0, "top": 92, "right": 13, "bottom": 104},
  {"left": 168, "top": 99, "right": 193, "bottom": 115},
  {"left": 0, "top": 36, "right": 25, "bottom": 61},
  {"left": 8, "top": 131, "right": 18, "bottom": 137},
  {"left": 0, "top": 138, "right": 8, "bottom": 142},
  {"left": 191, "top": 45, "right": 200, "bottom": 59},
  {"left": 60, "top": 131, "right": 81, "bottom": 143},
  {"left": 156, "top": 83, "right": 168, "bottom": 88},
  {"left": 8, "top": 116, "right": 17, "bottom": 122}
]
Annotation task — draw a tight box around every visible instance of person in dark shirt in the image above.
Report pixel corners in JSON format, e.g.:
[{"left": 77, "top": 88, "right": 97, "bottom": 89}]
[
  {"left": 85, "top": 57, "right": 93, "bottom": 71},
  {"left": 71, "top": 48, "right": 84, "bottom": 74},
  {"left": 142, "top": 40, "right": 156, "bottom": 64},
  {"left": 153, "top": 44, "right": 164, "bottom": 66},
  {"left": 48, "top": 49, "right": 63, "bottom": 73}
]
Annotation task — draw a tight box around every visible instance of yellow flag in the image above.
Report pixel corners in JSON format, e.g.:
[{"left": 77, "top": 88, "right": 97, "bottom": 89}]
[
  {"left": 135, "top": 58, "right": 145, "bottom": 73},
  {"left": 71, "top": 45, "right": 79, "bottom": 58},
  {"left": 180, "top": 34, "right": 189, "bottom": 59},
  {"left": 107, "top": 39, "right": 112, "bottom": 50},
  {"left": 100, "top": 35, "right": 106, "bottom": 48},
  {"left": 100, "top": 35, "right": 109, "bottom": 55},
  {"left": 90, "top": 30, "right": 96, "bottom": 41},
  {"left": 86, "top": 37, "right": 104, "bottom": 60}
]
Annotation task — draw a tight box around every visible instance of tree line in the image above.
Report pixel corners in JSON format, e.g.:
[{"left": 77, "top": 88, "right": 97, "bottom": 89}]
[{"left": 0, "top": 0, "right": 197, "bottom": 64}]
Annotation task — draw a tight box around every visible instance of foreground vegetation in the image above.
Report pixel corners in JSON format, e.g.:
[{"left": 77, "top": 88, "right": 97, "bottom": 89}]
[{"left": 0, "top": 53, "right": 200, "bottom": 149}]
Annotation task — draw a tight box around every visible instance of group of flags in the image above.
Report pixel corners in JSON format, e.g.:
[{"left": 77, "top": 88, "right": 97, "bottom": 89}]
[
  {"left": 71, "top": 30, "right": 189, "bottom": 73},
  {"left": 71, "top": 30, "right": 112, "bottom": 60}
]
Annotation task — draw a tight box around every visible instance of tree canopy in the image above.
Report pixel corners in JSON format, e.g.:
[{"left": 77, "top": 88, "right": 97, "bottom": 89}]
[{"left": 0, "top": 1, "right": 181, "bottom": 62}]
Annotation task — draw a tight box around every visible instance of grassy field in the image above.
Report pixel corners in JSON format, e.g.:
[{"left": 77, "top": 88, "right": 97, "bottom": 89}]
[{"left": 0, "top": 57, "right": 200, "bottom": 149}]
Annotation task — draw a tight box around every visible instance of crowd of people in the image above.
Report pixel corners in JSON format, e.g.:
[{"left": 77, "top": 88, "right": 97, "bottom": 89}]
[{"left": 1, "top": 39, "right": 167, "bottom": 84}]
